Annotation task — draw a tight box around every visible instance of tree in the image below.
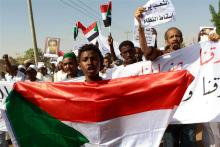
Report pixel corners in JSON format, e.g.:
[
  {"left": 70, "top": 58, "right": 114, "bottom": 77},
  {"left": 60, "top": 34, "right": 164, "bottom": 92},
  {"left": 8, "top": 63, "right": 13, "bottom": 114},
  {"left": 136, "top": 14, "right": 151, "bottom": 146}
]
[
  {"left": 209, "top": 0, "right": 220, "bottom": 34},
  {"left": 16, "top": 48, "right": 50, "bottom": 65}
]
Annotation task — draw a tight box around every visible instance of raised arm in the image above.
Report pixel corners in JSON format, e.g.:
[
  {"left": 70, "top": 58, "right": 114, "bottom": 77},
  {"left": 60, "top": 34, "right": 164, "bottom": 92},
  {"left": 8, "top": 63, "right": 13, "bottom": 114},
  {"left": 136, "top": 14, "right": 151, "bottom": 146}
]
[
  {"left": 108, "top": 34, "right": 118, "bottom": 61},
  {"left": 135, "top": 7, "right": 162, "bottom": 61},
  {"left": 3, "top": 54, "right": 12, "bottom": 73},
  {"left": 135, "top": 7, "right": 153, "bottom": 56}
]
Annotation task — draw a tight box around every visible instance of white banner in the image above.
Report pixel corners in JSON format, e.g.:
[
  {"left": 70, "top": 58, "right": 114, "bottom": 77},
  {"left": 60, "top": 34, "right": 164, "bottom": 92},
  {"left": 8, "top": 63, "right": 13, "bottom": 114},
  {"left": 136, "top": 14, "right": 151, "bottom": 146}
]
[
  {"left": 112, "top": 41, "right": 220, "bottom": 124},
  {"left": 135, "top": 0, "right": 176, "bottom": 27},
  {"left": 0, "top": 82, "right": 13, "bottom": 131}
]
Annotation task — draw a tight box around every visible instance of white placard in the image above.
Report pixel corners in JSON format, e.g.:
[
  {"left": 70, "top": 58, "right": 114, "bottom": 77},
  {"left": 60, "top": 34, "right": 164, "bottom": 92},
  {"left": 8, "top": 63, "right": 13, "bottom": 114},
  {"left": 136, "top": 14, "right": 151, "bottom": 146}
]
[{"left": 135, "top": 0, "right": 176, "bottom": 27}]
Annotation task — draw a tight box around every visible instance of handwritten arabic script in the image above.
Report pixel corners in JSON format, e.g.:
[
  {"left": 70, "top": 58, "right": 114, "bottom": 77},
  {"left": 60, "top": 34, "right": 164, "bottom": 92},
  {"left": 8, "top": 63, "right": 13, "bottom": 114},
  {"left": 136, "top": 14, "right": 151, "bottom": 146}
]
[{"left": 141, "top": 0, "right": 176, "bottom": 27}]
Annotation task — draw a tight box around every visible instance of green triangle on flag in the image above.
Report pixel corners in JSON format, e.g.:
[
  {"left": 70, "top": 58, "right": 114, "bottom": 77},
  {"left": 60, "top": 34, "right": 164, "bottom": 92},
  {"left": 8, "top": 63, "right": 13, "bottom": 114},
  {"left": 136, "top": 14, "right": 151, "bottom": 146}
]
[{"left": 6, "top": 90, "right": 89, "bottom": 147}]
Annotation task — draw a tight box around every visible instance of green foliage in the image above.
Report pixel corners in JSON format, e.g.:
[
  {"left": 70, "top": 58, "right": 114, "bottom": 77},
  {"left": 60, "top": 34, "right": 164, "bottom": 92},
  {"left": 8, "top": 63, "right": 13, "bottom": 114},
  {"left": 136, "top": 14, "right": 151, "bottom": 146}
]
[
  {"left": 16, "top": 48, "right": 50, "bottom": 65},
  {"left": 209, "top": 0, "right": 220, "bottom": 34}
]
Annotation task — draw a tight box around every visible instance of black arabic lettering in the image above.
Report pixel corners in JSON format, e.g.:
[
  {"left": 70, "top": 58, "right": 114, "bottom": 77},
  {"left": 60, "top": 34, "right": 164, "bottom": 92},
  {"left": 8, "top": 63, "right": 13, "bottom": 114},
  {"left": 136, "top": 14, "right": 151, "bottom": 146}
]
[
  {"left": 203, "top": 77, "right": 219, "bottom": 96},
  {"left": 0, "top": 86, "right": 9, "bottom": 99},
  {"left": 145, "top": 0, "right": 169, "bottom": 12},
  {"left": 0, "top": 89, "right": 4, "bottom": 99},
  {"left": 183, "top": 91, "right": 193, "bottom": 102},
  {"left": 161, "top": 0, "right": 169, "bottom": 6},
  {"left": 153, "top": 0, "right": 168, "bottom": 8},
  {"left": 163, "top": 13, "right": 173, "bottom": 19},
  {"left": 159, "top": 15, "right": 164, "bottom": 20},
  {"left": 4, "top": 86, "right": 9, "bottom": 95},
  {"left": 145, "top": 5, "right": 153, "bottom": 11}
]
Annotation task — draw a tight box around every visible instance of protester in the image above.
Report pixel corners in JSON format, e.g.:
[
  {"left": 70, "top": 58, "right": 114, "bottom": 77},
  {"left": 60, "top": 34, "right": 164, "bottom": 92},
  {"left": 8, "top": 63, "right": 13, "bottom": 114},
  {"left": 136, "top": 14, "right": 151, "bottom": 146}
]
[
  {"left": 0, "top": 131, "right": 7, "bottom": 147},
  {"left": 55, "top": 52, "right": 83, "bottom": 82},
  {"left": 78, "top": 44, "right": 103, "bottom": 82},
  {"left": 36, "top": 64, "right": 52, "bottom": 82},
  {"left": 18, "top": 65, "right": 26, "bottom": 74},
  {"left": 2, "top": 54, "right": 25, "bottom": 82},
  {"left": 0, "top": 71, "right": 6, "bottom": 81},
  {"left": 23, "top": 59, "right": 33, "bottom": 69},
  {"left": 99, "top": 55, "right": 114, "bottom": 79},
  {"left": 135, "top": 7, "right": 197, "bottom": 147},
  {"left": 25, "top": 65, "right": 39, "bottom": 82},
  {"left": 107, "top": 35, "right": 123, "bottom": 66}
]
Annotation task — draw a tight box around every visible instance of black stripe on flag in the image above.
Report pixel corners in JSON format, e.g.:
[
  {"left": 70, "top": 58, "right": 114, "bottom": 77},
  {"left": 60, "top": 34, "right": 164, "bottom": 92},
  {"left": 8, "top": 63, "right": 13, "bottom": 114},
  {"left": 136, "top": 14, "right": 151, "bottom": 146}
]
[{"left": 87, "top": 31, "right": 99, "bottom": 42}]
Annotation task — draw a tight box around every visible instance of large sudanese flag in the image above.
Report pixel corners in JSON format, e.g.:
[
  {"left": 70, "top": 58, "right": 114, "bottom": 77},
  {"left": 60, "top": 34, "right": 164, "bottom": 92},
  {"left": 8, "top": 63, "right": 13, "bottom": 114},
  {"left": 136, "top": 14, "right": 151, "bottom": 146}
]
[
  {"left": 3, "top": 70, "right": 193, "bottom": 147},
  {"left": 100, "top": 0, "right": 112, "bottom": 27}
]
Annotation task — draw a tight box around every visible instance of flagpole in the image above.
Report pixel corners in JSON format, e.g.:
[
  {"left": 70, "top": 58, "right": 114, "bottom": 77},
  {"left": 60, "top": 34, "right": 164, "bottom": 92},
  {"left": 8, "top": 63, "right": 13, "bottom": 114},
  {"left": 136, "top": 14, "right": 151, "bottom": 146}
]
[{"left": 108, "top": 26, "right": 111, "bottom": 35}]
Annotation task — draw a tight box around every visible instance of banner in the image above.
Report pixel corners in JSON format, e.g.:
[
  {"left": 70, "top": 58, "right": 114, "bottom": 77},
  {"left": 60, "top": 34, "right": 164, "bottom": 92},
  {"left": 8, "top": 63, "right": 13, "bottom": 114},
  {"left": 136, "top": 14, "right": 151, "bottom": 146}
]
[
  {"left": 135, "top": 0, "right": 176, "bottom": 27},
  {"left": 0, "top": 82, "right": 13, "bottom": 131},
  {"left": 112, "top": 41, "right": 220, "bottom": 124},
  {"left": 133, "top": 26, "right": 156, "bottom": 47}
]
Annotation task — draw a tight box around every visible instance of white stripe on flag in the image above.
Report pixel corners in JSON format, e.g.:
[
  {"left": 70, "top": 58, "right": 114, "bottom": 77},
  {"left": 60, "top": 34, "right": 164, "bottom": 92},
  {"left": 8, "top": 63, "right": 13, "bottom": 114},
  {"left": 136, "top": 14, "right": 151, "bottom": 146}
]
[
  {"left": 85, "top": 29, "right": 97, "bottom": 39},
  {"left": 102, "top": 13, "right": 107, "bottom": 20},
  {"left": 63, "top": 109, "right": 176, "bottom": 147}
]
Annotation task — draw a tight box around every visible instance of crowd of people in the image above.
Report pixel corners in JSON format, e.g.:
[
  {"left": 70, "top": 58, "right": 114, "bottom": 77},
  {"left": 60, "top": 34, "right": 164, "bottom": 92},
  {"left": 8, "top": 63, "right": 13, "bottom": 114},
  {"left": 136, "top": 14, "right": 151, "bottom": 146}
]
[{"left": 0, "top": 7, "right": 220, "bottom": 147}]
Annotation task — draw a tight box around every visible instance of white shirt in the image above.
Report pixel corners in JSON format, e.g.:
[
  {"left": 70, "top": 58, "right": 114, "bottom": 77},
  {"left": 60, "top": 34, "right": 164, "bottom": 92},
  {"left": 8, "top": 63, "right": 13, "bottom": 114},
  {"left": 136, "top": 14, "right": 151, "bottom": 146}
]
[
  {"left": 53, "top": 70, "right": 67, "bottom": 82},
  {"left": 37, "top": 72, "right": 52, "bottom": 82},
  {"left": 5, "top": 71, "right": 25, "bottom": 82}
]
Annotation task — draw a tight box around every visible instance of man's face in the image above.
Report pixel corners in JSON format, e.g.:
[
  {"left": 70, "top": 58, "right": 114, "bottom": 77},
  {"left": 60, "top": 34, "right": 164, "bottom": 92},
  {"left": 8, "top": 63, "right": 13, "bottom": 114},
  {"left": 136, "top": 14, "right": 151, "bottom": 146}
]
[
  {"left": 120, "top": 45, "right": 136, "bottom": 65},
  {"left": 39, "top": 67, "right": 47, "bottom": 75},
  {"left": 62, "top": 58, "right": 78, "bottom": 75},
  {"left": 79, "top": 50, "right": 100, "bottom": 78},
  {"left": 48, "top": 40, "right": 58, "bottom": 53},
  {"left": 25, "top": 69, "right": 37, "bottom": 81},
  {"left": 19, "top": 68, "right": 26, "bottom": 74},
  {"left": 103, "top": 58, "right": 111, "bottom": 68},
  {"left": 165, "top": 29, "right": 183, "bottom": 50}
]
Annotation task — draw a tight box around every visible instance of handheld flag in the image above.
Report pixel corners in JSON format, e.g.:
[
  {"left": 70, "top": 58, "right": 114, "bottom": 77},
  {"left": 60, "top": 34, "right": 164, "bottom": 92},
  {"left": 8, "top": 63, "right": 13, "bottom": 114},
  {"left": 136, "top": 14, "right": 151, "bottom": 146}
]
[
  {"left": 73, "top": 21, "right": 86, "bottom": 40},
  {"left": 73, "top": 25, "right": 78, "bottom": 40},
  {"left": 79, "top": 21, "right": 99, "bottom": 44},
  {"left": 100, "top": 1, "right": 112, "bottom": 27}
]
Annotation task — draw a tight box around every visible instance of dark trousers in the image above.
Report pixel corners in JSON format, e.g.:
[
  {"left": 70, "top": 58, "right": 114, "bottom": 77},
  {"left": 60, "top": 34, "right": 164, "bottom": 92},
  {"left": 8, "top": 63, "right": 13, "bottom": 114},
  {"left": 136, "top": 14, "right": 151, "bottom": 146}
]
[{"left": 163, "top": 124, "right": 197, "bottom": 147}]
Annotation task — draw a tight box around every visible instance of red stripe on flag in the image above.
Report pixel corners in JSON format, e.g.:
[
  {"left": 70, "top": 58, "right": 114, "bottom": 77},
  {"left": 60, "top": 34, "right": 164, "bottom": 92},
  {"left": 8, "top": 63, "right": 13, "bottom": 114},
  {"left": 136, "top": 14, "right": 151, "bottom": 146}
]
[
  {"left": 14, "top": 70, "right": 194, "bottom": 122},
  {"left": 108, "top": 1, "right": 112, "bottom": 10},
  {"left": 100, "top": 4, "right": 108, "bottom": 13},
  {"left": 77, "top": 21, "right": 86, "bottom": 31},
  {"left": 83, "top": 22, "right": 97, "bottom": 35}
]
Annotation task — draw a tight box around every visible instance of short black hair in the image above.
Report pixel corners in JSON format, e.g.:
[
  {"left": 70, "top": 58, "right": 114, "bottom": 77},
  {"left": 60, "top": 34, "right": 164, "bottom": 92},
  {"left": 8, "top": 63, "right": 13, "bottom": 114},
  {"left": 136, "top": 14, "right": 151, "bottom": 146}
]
[
  {"left": 78, "top": 44, "right": 103, "bottom": 64},
  {"left": 119, "top": 40, "right": 135, "bottom": 51},
  {"left": 164, "top": 27, "right": 183, "bottom": 40}
]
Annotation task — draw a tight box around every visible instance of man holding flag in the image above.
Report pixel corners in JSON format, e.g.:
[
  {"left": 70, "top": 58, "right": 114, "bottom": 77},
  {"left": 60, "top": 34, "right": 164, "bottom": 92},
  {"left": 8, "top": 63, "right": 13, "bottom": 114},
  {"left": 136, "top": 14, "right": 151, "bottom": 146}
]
[{"left": 3, "top": 43, "right": 194, "bottom": 147}]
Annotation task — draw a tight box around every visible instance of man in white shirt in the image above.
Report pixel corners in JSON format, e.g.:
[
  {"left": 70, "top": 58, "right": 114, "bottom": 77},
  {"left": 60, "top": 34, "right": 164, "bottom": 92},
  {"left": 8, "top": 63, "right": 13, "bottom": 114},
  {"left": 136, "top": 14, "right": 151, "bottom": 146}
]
[{"left": 3, "top": 54, "right": 25, "bottom": 82}]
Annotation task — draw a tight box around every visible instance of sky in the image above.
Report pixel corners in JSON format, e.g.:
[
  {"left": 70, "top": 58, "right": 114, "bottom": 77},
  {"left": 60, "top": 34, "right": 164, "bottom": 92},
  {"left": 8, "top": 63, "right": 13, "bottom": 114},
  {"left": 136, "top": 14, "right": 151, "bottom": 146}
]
[{"left": 0, "top": 0, "right": 218, "bottom": 57}]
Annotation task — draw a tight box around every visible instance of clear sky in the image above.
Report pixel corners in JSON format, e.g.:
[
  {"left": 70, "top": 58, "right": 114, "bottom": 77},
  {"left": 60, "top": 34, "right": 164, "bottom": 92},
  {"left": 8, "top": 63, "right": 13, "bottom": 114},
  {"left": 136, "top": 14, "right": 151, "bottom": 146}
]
[{"left": 0, "top": 0, "right": 218, "bottom": 57}]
